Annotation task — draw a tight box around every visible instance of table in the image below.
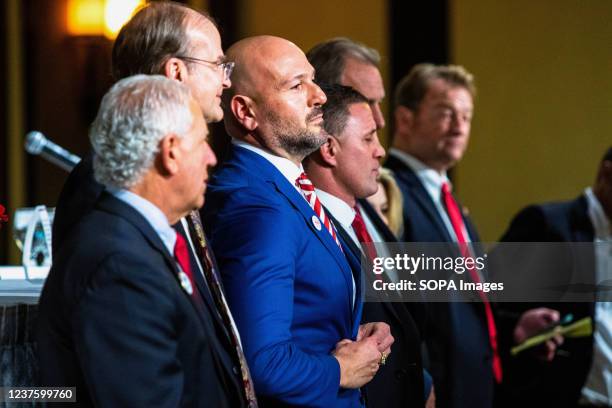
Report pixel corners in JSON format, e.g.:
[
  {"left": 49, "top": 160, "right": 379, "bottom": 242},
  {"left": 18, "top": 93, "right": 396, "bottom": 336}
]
[{"left": 0, "top": 266, "right": 48, "bottom": 305}]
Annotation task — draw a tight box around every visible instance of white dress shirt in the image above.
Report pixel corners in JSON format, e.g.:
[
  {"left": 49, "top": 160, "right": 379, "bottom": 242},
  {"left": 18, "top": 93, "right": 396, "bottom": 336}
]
[
  {"left": 581, "top": 187, "right": 612, "bottom": 406},
  {"left": 233, "top": 139, "right": 303, "bottom": 193},
  {"left": 388, "top": 148, "right": 472, "bottom": 243},
  {"left": 111, "top": 189, "right": 176, "bottom": 254}
]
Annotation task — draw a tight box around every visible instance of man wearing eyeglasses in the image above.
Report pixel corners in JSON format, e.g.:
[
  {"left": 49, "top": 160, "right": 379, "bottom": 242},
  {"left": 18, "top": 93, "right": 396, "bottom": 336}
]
[
  {"left": 45, "top": 2, "right": 255, "bottom": 407},
  {"left": 53, "top": 1, "right": 233, "bottom": 252}
]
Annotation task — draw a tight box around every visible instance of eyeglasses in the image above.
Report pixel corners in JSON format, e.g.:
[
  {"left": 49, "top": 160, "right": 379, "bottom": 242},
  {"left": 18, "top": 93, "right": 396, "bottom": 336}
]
[{"left": 177, "top": 56, "right": 235, "bottom": 80}]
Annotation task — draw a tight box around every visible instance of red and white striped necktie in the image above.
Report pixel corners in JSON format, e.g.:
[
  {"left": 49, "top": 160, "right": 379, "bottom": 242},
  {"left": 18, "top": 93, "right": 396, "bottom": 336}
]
[{"left": 295, "top": 172, "right": 343, "bottom": 251}]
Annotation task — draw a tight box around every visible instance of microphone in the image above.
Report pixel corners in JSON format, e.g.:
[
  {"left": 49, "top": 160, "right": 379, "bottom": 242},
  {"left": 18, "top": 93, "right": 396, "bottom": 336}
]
[{"left": 24, "top": 131, "right": 81, "bottom": 172}]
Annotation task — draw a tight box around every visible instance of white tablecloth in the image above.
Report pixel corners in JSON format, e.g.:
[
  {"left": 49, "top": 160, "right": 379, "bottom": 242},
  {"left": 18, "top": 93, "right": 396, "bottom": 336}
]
[{"left": 0, "top": 266, "right": 48, "bottom": 305}]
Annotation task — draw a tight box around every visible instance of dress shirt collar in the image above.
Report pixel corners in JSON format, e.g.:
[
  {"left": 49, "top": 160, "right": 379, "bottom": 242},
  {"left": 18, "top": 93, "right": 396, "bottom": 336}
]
[
  {"left": 388, "top": 148, "right": 452, "bottom": 202},
  {"left": 110, "top": 188, "right": 176, "bottom": 255},
  {"left": 585, "top": 187, "right": 611, "bottom": 239},
  {"left": 233, "top": 139, "right": 304, "bottom": 191},
  {"left": 314, "top": 189, "right": 356, "bottom": 230}
]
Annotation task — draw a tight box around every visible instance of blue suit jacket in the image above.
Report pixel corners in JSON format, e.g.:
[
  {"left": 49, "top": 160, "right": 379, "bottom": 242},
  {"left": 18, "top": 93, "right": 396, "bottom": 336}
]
[
  {"left": 385, "top": 154, "right": 494, "bottom": 408},
  {"left": 203, "top": 145, "right": 363, "bottom": 407}
]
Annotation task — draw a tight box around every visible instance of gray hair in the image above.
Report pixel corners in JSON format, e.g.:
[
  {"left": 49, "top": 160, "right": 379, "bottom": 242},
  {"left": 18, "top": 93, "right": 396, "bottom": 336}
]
[
  {"left": 307, "top": 37, "right": 380, "bottom": 85},
  {"left": 90, "top": 74, "right": 194, "bottom": 190}
]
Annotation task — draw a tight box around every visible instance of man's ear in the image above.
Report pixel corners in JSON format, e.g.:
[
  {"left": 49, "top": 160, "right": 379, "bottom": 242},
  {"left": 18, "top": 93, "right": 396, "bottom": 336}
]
[
  {"left": 394, "top": 105, "right": 414, "bottom": 135},
  {"left": 319, "top": 136, "right": 340, "bottom": 167},
  {"left": 158, "top": 133, "right": 181, "bottom": 176},
  {"left": 163, "top": 58, "right": 187, "bottom": 82},
  {"left": 231, "top": 95, "right": 257, "bottom": 131}
]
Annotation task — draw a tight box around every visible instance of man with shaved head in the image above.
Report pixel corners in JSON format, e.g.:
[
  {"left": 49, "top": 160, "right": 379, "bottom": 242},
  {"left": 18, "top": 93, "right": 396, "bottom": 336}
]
[{"left": 202, "top": 36, "right": 393, "bottom": 407}]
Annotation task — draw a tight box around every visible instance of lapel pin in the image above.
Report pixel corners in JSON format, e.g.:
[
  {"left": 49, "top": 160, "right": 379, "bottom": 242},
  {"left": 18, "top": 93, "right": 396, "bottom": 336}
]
[
  {"left": 312, "top": 215, "right": 322, "bottom": 231},
  {"left": 177, "top": 270, "right": 193, "bottom": 295}
]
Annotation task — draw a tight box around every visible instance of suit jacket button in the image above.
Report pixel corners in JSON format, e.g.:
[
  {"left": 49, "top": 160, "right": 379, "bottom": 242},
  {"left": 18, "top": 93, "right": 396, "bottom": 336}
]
[
  {"left": 395, "top": 369, "right": 407, "bottom": 380},
  {"left": 233, "top": 366, "right": 240, "bottom": 376}
]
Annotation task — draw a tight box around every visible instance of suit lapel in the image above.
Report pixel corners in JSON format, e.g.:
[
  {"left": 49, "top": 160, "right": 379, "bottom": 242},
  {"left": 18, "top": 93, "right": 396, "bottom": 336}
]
[
  {"left": 358, "top": 198, "right": 397, "bottom": 242},
  {"left": 272, "top": 177, "right": 357, "bottom": 305},
  {"left": 387, "top": 156, "right": 453, "bottom": 242},
  {"left": 331, "top": 223, "right": 363, "bottom": 338},
  {"left": 96, "top": 193, "right": 212, "bottom": 329},
  {"left": 233, "top": 146, "right": 356, "bottom": 310},
  {"left": 386, "top": 157, "right": 488, "bottom": 319},
  {"left": 97, "top": 193, "right": 243, "bottom": 397},
  {"left": 175, "top": 219, "right": 233, "bottom": 344},
  {"left": 327, "top": 210, "right": 405, "bottom": 332}
]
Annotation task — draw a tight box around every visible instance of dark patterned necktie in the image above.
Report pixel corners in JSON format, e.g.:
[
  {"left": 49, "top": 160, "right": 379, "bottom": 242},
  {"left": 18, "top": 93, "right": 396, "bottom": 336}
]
[{"left": 188, "top": 211, "right": 258, "bottom": 407}]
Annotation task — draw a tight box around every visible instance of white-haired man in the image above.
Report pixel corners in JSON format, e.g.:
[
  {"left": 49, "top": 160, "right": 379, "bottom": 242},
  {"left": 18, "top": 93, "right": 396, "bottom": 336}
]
[{"left": 38, "top": 75, "right": 247, "bottom": 407}]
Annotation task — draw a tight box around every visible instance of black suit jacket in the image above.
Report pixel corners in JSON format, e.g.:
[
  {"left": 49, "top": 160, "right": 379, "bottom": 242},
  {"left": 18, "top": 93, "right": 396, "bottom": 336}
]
[
  {"left": 38, "top": 193, "right": 246, "bottom": 407},
  {"left": 53, "top": 153, "right": 233, "bottom": 344},
  {"left": 52, "top": 154, "right": 100, "bottom": 257},
  {"left": 496, "top": 195, "right": 595, "bottom": 407},
  {"left": 385, "top": 154, "right": 495, "bottom": 408},
  {"left": 328, "top": 199, "right": 427, "bottom": 408}
]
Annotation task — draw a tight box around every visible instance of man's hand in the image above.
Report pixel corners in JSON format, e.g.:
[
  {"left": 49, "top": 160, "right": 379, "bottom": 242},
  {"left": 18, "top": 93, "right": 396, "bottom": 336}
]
[
  {"left": 514, "top": 307, "right": 564, "bottom": 361},
  {"left": 426, "top": 386, "right": 436, "bottom": 408},
  {"left": 357, "top": 322, "right": 394, "bottom": 355},
  {"left": 333, "top": 336, "right": 383, "bottom": 389}
]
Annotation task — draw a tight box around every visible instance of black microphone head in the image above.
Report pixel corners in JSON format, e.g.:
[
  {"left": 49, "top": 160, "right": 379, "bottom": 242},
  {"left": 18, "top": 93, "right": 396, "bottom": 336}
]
[{"left": 25, "top": 131, "right": 47, "bottom": 155}]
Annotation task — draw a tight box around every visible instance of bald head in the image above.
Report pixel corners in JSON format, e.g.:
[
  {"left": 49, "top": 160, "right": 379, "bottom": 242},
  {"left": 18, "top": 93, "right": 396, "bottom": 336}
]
[
  {"left": 225, "top": 36, "right": 309, "bottom": 98},
  {"left": 222, "top": 35, "right": 327, "bottom": 164}
]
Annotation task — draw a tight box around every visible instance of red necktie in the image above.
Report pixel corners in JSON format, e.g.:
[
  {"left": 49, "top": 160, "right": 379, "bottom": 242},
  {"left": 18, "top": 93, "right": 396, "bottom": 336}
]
[
  {"left": 174, "top": 231, "right": 197, "bottom": 298},
  {"left": 441, "top": 182, "right": 503, "bottom": 384},
  {"left": 352, "top": 206, "right": 377, "bottom": 260},
  {"left": 295, "top": 172, "right": 343, "bottom": 251}
]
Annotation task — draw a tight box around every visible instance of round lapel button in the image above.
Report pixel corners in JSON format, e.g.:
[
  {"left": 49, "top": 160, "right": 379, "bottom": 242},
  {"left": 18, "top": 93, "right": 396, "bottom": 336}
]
[{"left": 312, "top": 215, "right": 322, "bottom": 231}]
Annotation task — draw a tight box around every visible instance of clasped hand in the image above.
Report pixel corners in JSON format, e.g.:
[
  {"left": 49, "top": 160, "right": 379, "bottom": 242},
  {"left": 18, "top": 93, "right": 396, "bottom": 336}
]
[{"left": 333, "top": 322, "right": 394, "bottom": 388}]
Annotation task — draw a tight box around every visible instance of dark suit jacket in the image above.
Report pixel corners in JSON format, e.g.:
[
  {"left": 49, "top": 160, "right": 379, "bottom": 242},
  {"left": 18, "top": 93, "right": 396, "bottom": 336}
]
[
  {"left": 52, "top": 153, "right": 234, "bottom": 349},
  {"left": 49, "top": 154, "right": 248, "bottom": 405},
  {"left": 496, "top": 195, "right": 595, "bottom": 407},
  {"left": 38, "top": 193, "right": 246, "bottom": 407},
  {"left": 52, "top": 153, "right": 100, "bottom": 257},
  {"left": 327, "top": 198, "right": 427, "bottom": 408},
  {"left": 385, "top": 154, "right": 495, "bottom": 408}
]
